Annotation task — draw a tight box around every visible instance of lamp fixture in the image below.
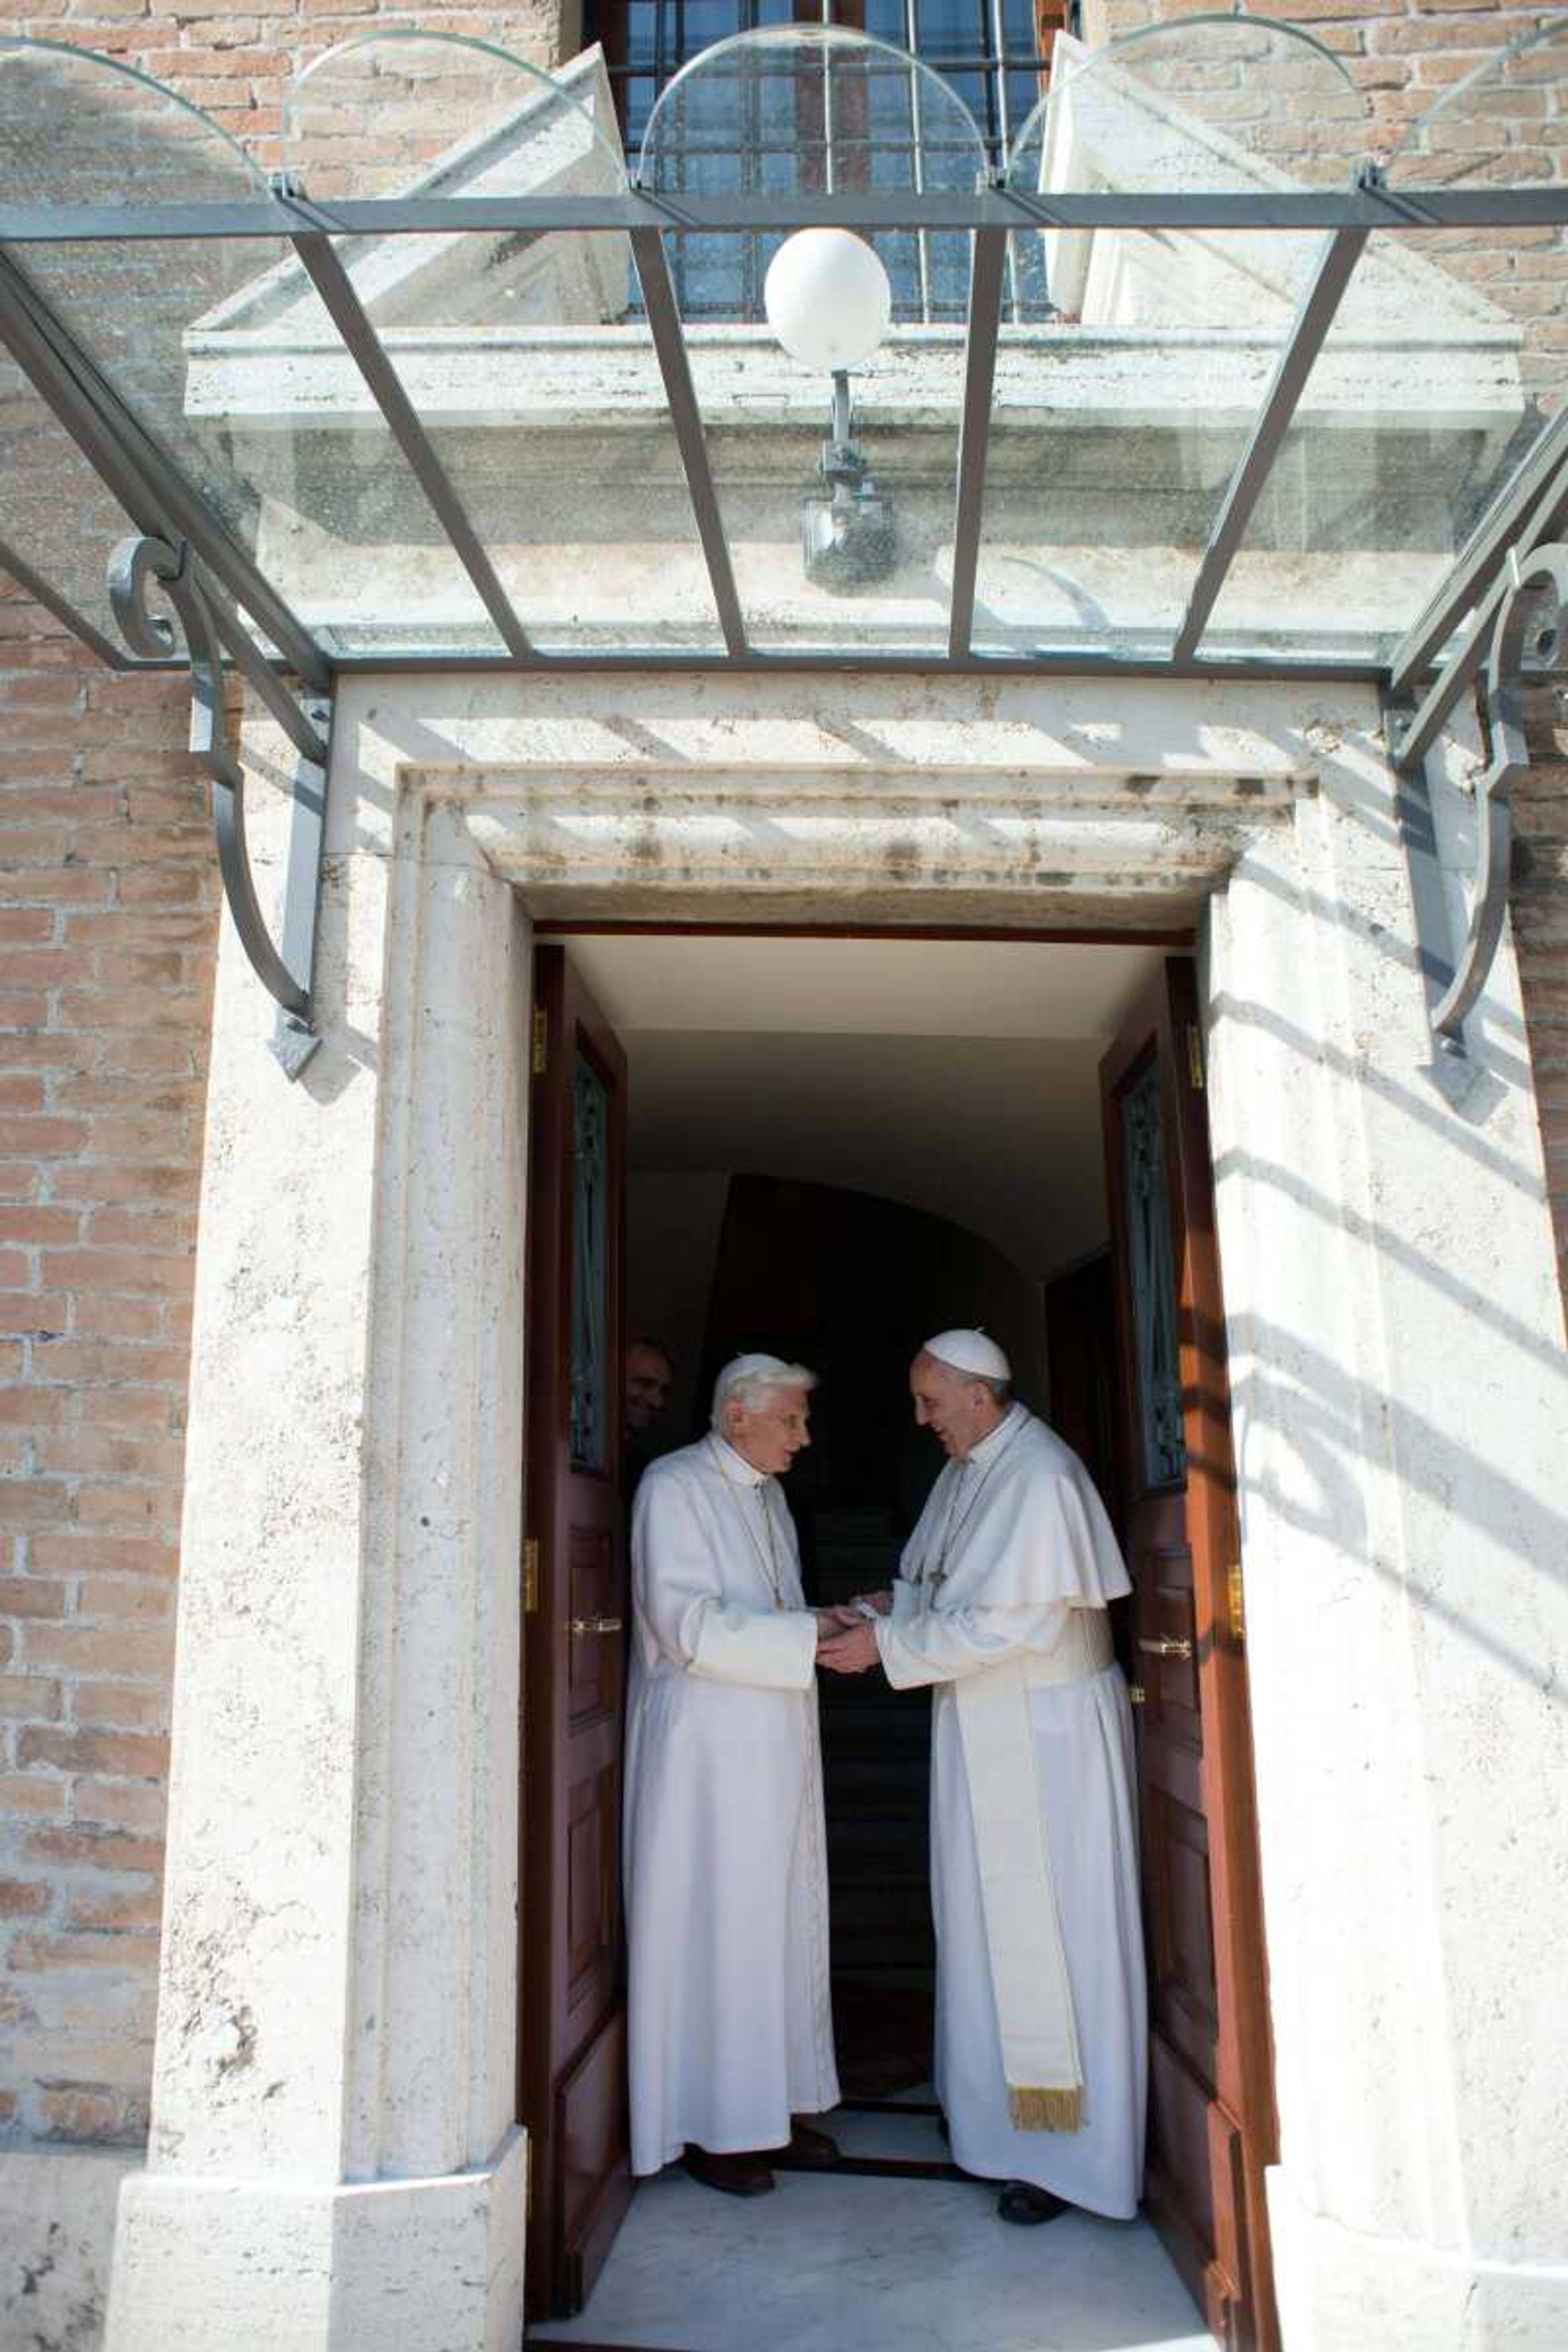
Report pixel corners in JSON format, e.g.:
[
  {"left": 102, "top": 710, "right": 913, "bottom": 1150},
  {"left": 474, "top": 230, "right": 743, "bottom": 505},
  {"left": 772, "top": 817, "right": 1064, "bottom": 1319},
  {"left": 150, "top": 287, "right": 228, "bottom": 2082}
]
[{"left": 764, "top": 227, "right": 898, "bottom": 591}]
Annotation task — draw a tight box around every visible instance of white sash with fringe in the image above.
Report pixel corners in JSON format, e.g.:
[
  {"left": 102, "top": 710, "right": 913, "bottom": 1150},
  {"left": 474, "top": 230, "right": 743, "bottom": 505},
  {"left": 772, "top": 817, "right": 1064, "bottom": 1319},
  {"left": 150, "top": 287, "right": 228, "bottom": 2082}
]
[{"left": 951, "top": 1608, "right": 1113, "bottom": 2131}]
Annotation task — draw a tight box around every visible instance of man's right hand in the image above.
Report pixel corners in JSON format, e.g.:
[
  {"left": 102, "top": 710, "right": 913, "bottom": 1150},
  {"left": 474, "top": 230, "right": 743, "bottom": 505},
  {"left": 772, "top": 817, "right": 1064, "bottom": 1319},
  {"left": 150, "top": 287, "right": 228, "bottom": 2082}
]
[
  {"left": 852, "top": 1590, "right": 893, "bottom": 1617},
  {"left": 817, "top": 1620, "right": 882, "bottom": 1676}
]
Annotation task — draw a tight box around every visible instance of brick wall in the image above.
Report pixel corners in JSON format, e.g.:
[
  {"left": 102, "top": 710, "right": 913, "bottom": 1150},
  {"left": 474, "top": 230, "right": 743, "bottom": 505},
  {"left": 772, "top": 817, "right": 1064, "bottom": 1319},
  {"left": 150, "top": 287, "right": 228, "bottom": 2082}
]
[
  {"left": 1080, "top": 2, "right": 1568, "bottom": 405},
  {"left": 0, "top": 0, "right": 572, "bottom": 171},
  {"left": 0, "top": 581, "right": 216, "bottom": 2145}
]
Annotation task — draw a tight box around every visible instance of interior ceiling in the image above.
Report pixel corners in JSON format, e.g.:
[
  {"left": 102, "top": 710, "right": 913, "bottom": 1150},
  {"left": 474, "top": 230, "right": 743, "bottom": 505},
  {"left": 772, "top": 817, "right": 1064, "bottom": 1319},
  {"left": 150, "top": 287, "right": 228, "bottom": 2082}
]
[{"left": 552, "top": 936, "right": 1170, "bottom": 1280}]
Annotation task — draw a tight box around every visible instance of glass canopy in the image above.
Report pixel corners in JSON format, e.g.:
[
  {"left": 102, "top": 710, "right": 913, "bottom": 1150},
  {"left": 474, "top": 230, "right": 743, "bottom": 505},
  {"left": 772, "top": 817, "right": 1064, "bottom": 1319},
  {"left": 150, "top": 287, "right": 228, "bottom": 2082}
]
[{"left": 0, "top": 15, "right": 1564, "bottom": 681}]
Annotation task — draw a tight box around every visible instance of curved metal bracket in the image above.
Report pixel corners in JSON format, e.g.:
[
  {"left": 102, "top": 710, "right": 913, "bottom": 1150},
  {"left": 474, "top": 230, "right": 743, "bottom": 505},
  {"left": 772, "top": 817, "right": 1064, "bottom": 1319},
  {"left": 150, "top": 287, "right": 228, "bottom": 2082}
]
[
  {"left": 1428, "top": 541, "right": 1568, "bottom": 1043},
  {"left": 109, "top": 535, "right": 331, "bottom": 1071}
]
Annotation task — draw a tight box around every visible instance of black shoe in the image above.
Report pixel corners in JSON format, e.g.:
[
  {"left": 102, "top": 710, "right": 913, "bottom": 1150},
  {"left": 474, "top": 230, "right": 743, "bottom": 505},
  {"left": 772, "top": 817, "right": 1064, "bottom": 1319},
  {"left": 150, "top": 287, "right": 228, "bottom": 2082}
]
[
  {"left": 683, "top": 2145, "right": 777, "bottom": 2197},
  {"left": 997, "top": 2180, "right": 1068, "bottom": 2226}
]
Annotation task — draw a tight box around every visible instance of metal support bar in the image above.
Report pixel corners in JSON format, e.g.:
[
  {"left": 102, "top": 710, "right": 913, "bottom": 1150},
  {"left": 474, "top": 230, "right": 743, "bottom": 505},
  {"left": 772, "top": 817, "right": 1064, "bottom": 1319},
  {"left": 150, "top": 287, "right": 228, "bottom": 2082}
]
[
  {"left": 1391, "top": 610, "right": 1489, "bottom": 786},
  {"left": 631, "top": 227, "right": 748, "bottom": 658},
  {"left": 207, "top": 593, "right": 332, "bottom": 763},
  {"left": 285, "top": 227, "right": 536, "bottom": 663},
  {"left": 1386, "top": 743, "right": 1472, "bottom": 1105},
  {"left": 109, "top": 532, "right": 326, "bottom": 1046},
  {"left": 1429, "top": 543, "right": 1568, "bottom": 1046},
  {"left": 320, "top": 644, "right": 1388, "bottom": 681},
  {"left": 0, "top": 248, "right": 330, "bottom": 690},
  {"left": 6, "top": 187, "right": 1568, "bottom": 241},
  {"left": 270, "top": 691, "right": 332, "bottom": 1078},
  {"left": 0, "top": 531, "right": 132, "bottom": 668},
  {"left": 1389, "top": 401, "right": 1568, "bottom": 697},
  {"left": 1390, "top": 448, "right": 1568, "bottom": 777},
  {"left": 1172, "top": 226, "right": 1368, "bottom": 663},
  {"left": 947, "top": 227, "right": 1007, "bottom": 660}
]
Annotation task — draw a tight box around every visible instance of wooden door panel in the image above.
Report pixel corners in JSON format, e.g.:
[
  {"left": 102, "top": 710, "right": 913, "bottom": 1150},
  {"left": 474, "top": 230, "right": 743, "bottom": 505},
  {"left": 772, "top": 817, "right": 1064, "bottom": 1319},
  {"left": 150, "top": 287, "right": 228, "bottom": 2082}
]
[
  {"left": 1150, "top": 2033, "right": 1219, "bottom": 2247},
  {"left": 1146, "top": 1791, "right": 1216, "bottom": 2080},
  {"left": 565, "top": 1770, "right": 616, "bottom": 2009},
  {"left": 1152, "top": 1654, "right": 1200, "bottom": 1720},
  {"left": 566, "top": 1529, "right": 621, "bottom": 1726},
  {"left": 1145, "top": 1724, "right": 1204, "bottom": 1817},
  {"left": 1143, "top": 1543, "right": 1201, "bottom": 1722},
  {"left": 1163, "top": 1817, "right": 1220, "bottom": 2057},
  {"left": 1149, "top": 2060, "right": 1249, "bottom": 2345},
  {"left": 1101, "top": 958, "right": 1278, "bottom": 2352},
  {"left": 1209, "top": 2102, "right": 1252, "bottom": 2330},
  {"left": 521, "top": 945, "right": 632, "bottom": 2321},
  {"left": 557, "top": 2009, "right": 635, "bottom": 2314},
  {"left": 1165, "top": 1828, "right": 1218, "bottom": 2021}
]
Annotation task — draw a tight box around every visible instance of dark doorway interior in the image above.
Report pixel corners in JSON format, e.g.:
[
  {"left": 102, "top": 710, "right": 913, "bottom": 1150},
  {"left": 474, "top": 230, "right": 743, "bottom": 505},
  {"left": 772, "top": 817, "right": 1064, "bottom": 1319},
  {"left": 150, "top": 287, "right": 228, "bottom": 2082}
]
[{"left": 633, "top": 1168, "right": 1121, "bottom": 2098}]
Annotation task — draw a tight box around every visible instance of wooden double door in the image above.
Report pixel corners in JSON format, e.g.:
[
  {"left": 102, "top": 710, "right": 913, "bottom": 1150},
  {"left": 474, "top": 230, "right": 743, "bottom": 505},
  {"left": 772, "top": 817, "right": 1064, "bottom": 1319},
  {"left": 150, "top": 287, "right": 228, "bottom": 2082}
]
[
  {"left": 518, "top": 941, "right": 1279, "bottom": 2348},
  {"left": 1100, "top": 960, "right": 1281, "bottom": 2352}
]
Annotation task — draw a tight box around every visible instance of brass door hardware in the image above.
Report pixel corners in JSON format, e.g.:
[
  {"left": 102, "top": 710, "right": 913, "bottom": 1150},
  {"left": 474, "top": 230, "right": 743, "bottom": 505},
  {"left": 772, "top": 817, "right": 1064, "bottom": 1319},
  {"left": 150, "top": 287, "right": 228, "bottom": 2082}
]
[{"left": 1138, "top": 1635, "right": 1194, "bottom": 1662}]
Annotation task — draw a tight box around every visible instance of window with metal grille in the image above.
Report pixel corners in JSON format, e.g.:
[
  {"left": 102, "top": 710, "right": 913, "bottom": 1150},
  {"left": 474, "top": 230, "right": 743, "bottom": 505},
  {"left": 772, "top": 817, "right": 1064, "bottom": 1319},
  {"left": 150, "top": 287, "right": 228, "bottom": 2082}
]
[{"left": 591, "top": 0, "right": 1072, "bottom": 320}]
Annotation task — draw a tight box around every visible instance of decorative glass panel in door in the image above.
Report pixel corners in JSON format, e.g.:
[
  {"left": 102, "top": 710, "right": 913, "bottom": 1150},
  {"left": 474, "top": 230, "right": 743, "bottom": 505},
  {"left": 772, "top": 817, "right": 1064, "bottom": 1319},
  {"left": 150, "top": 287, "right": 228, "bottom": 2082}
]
[
  {"left": 570, "top": 1050, "right": 611, "bottom": 1472},
  {"left": 1123, "top": 1056, "right": 1186, "bottom": 1490}
]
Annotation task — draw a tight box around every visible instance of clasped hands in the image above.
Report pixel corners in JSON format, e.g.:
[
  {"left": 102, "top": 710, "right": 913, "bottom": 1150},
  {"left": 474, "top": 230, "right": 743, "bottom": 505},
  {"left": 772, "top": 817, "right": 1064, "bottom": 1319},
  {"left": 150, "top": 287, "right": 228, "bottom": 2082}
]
[{"left": 813, "top": 1589, "right": 892, "bottom": 1675}]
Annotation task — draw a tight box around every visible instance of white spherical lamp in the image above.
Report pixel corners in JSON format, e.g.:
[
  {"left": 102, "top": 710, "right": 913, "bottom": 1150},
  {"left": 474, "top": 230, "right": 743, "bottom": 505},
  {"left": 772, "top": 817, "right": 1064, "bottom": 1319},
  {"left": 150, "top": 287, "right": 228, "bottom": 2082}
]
[{"left": 764, "top": 227, "right": 892, "bottom": 374}]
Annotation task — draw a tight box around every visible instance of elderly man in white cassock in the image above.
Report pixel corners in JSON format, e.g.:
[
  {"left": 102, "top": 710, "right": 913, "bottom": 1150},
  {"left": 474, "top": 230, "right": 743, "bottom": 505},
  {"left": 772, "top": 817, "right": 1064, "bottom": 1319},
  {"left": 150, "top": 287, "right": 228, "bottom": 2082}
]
[
  {"left": 820, "top": 1328, "right": 1146, "bottom": 2226},
  {"left": 624, "top": 1352, "right": 841, "bottom": 2197}
]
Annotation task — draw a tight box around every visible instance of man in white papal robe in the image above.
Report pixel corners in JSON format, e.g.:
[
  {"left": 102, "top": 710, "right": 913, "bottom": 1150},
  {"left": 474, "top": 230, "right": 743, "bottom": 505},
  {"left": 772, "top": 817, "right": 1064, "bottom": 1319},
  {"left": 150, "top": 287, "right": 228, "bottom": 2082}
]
[
  {"left": 624, "top": 1352, "right": 841, "bottom": 2196},
  {"left": 820, "top": 1327, "right": 1146, "bottom": 2224}
]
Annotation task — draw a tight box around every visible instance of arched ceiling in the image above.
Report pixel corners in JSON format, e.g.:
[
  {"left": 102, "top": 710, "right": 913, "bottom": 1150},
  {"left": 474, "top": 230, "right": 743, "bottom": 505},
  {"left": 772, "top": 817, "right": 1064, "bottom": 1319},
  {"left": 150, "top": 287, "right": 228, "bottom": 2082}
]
[{"left": 549, "top": 935, "right": 1169, "bottom": 1279}]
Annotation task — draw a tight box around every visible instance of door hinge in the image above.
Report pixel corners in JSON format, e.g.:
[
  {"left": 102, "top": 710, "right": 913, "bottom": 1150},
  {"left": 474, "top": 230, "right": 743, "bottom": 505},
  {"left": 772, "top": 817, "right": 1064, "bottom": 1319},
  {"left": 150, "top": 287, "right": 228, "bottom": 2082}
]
[
  {"left": 523, "top": 1537, "right": 540, "bottom": 1614},
  {"left": 1227, "top": 1560, "right": 1245, "bottom": 1644},
  {"left": 1187, "top": 1022, "right": 1205, "bottom": 1091},
  {"left": 531, "top": 1006, "right": 548, "bottom": 1077}
]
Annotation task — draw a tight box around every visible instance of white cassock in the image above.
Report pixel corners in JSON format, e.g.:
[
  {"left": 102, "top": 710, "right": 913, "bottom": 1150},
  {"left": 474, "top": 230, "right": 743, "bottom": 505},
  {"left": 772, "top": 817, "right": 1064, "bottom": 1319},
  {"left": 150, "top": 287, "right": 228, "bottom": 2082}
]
[
  {"left": 624, "top": 1434, "right": 840, "bottom": 2176},
  {"left": 875, "top": 1402, "right": 1147, "bottom": 2218}
]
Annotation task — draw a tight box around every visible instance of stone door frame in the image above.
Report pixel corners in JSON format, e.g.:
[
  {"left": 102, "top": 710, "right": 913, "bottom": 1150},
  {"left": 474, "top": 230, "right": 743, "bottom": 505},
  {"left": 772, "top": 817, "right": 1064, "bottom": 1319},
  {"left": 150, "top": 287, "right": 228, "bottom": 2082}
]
[{"left": 100, "top": 672, "right": 1568, "bottom": 2352}]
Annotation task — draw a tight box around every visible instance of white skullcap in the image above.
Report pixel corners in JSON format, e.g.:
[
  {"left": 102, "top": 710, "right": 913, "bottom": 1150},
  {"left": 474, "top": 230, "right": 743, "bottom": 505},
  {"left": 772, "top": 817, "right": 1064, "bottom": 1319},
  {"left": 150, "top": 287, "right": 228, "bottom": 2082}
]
[
  {"left": 711, "top": 1352, "right": 817, "bottom": 1426},
  {"left": 923, "top": 1328, "right": 1011, "bottom": 1382}
]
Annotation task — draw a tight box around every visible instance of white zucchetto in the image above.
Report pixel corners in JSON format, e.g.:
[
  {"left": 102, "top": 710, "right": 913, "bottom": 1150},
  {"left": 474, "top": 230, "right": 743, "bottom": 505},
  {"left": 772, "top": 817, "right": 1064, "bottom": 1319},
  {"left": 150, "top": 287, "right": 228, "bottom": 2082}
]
[{"left": 923, "top": 1328, "right": 1011, "bottom": 1382}]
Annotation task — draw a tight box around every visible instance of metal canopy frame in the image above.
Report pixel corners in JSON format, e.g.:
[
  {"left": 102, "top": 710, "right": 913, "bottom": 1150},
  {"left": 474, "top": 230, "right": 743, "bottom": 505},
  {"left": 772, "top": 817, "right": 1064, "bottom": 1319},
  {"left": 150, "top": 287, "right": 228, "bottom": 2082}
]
[
  {"left": 4, "top": 180, "right": 1567, "bottom": 692},
  {"left": 3, "top": 174, "right": 1568, "bottom": 1075},
  {"left": 6, "top": 187, "right": 1568, "bottom": 238},
  {"left": 4, "top": 178, "right": 1566, "bottom": 688}
]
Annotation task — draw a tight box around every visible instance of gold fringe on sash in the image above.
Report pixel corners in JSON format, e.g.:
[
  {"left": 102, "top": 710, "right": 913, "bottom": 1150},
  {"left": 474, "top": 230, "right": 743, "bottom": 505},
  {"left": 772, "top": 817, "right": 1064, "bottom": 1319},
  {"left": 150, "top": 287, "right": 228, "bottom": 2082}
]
[{"left": 1008, "top": 2083, "right": 1086, "bottom": 2134}]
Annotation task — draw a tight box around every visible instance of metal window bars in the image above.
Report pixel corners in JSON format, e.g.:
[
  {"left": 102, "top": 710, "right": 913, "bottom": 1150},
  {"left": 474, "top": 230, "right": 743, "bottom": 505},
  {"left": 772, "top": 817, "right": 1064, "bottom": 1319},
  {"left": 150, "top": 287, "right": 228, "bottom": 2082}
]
[{"left": 596, "top": 0, "right": 1056, "bottom": 322}]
